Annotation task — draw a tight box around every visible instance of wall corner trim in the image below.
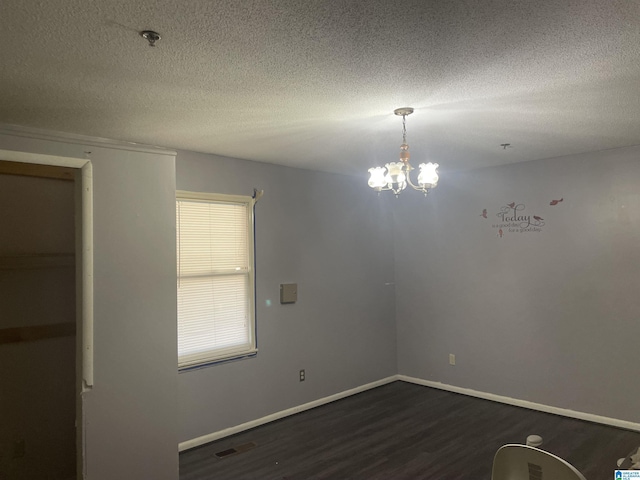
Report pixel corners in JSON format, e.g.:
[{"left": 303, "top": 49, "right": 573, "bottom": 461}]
[
  {"left": 178, "top": 375, "right": 399, "bottom": 452},
  {"left": 398, "top": 375, "right": 640, "bottom": 432}
]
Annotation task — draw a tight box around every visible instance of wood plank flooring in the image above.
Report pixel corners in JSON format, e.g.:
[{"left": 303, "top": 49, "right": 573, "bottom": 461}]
[{"left": 179, "top": 381, "right": 640, "bottom": 479}]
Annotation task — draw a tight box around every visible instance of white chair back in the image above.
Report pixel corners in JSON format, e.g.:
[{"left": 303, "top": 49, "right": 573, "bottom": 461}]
[{"left": 491, "top": 444, "right": 587, "bottom": 480}]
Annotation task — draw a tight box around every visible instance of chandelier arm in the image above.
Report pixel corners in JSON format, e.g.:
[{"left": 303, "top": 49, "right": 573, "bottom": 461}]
[
  {"left": 405, "top": 169, "right": 424, "bottom": 192},
  {"left": 411, "top": 185, "right": 430, "bottom": 194},
  {"left": 405, "top": 169, "right": 417, "bottom": 189},
  {"left": 406, "top": 172, "right": 432, "bottom": 195}
]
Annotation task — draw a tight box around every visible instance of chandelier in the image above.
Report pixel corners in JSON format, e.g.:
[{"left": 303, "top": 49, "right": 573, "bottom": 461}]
[{"left": 367, "top": 107, "right": 439, "bottom": 197}]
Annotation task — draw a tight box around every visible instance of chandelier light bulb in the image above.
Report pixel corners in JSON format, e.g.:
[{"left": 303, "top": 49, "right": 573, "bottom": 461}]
[
  {"left": 417, "top": 162, "right": 439, "bottom": 189},
  {"left": 384, "top": 162, "right": 407, "bottom": 190},
  {"left": 367, "top": 167, "right": 388, "bottom": 190}
]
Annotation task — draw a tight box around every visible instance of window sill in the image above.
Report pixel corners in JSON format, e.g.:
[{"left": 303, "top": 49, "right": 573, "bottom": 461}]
[{"left": 178, "top": 349, "right": 258, "bottom": 373}]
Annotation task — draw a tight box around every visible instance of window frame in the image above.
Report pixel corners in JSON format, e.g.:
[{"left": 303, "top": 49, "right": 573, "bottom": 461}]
[{"left": 176, "top": 190, "right": 257, "bottom": 370}]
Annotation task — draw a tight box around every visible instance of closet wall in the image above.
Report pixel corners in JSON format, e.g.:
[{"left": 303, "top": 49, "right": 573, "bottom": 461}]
[{"left": 0, "top": 167, "right": 76, "bottom": 479}]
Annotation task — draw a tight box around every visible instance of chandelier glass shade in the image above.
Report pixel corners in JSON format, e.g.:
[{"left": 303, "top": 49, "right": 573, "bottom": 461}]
[{"left": 367, "top": 108, "right": 439, "bottom": 197}]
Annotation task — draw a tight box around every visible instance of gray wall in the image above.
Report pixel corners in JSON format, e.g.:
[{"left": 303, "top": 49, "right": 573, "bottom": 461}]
[
  {"left": 395, "top": 145, "right": 640, "bottom": 423},
  {"left": 0, "top": 133, "right": 179, "bottom": 480},
  {"left": 176, "top": 150, "right": 397, "bottom": 442}
]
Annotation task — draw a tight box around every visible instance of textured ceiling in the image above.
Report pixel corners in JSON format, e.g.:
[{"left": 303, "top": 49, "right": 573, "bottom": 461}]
[{"left": 1, "top": 0, "right": 639, "bottom": 175}]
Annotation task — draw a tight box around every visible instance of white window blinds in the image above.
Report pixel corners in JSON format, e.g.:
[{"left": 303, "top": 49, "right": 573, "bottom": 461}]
[{"left": 177, "top": 192, "right": 256, "bottom": 368}]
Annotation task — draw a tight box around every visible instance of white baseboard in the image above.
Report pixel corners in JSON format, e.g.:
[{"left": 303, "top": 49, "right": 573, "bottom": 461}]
[
  {"left": 178, "top": 375, "right": 398, "bottom": 452},
  {"left": 398, "top": 375, "right": 640, "bottom": 432},
  {"left": 180, "top": 374, "right": 640, "bottom": 452}
]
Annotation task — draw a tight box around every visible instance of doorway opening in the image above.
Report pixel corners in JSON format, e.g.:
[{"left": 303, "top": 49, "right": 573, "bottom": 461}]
[{"left": 0, "top": 152, "right": 93, "bottom": 480}]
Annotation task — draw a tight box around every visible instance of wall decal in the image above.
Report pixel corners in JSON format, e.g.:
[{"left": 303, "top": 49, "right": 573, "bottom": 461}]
[
  {"left": 482, "top": 198, "right": 563, "bottom": 237},
  {"left": 490, "top": 202, "right": 545, "bottom": 236}
]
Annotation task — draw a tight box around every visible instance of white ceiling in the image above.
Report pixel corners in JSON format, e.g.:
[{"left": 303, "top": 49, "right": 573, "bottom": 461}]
[{"left": 1, "top": 0, "right": 639, "bottom": 175}]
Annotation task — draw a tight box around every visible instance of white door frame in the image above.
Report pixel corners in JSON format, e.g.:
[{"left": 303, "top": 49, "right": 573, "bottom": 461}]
[{"left": 0, "top": 149, "right": 93, "bottom": 479}]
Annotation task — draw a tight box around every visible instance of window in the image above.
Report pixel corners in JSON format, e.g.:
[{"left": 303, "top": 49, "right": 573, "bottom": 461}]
[{"left": 176, "top": 191, "right": 256, "bottom": 369}]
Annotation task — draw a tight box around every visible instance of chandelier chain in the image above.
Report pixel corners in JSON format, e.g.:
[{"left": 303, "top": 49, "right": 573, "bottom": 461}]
[{"left": 402, "top": 115, "right": 407, "bottom": 144}]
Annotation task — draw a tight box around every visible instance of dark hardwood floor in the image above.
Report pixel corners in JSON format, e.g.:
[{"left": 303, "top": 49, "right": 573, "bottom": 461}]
[{"left": 179, "top": 381, "right": 640, "bottom": 479}]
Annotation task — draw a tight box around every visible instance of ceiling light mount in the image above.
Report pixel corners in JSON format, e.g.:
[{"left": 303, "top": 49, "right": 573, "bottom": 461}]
[
  {"left": 141, "top": 30, "right": 161, "bottom": 47},
  {"left": 368, "top": 108, "right": 439, "bottom": 197},
  {"left": 394, "top": 107, "right": 414, "bottom": 117}
]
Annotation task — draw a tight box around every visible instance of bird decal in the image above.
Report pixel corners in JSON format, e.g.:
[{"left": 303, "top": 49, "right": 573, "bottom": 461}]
[
  {"left": 533, "top": 215, "right": 544, "bottom": 221},
  {"left": 507, "top": 202, "right": 516, "bottom": 208},
  {"left": 550, "top": 198, "right": 563, "bottom": 206},
  {"left": 480, "top": 209, "right": 487, "bottom": 218}
]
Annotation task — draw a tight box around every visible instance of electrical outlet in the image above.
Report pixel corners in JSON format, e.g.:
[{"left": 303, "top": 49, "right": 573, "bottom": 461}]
[
  {"left": 299, "top": 369, "right": 305, "bottom": 382},
  {"left": 449, "top": 354, "right": 456, "bottom": 366}
]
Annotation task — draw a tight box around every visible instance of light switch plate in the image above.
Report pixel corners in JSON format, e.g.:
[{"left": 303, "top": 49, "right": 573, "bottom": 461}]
[{"left": 280, "top": 283, "right": 297, "bottom": 304}]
